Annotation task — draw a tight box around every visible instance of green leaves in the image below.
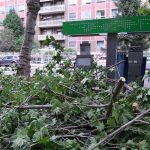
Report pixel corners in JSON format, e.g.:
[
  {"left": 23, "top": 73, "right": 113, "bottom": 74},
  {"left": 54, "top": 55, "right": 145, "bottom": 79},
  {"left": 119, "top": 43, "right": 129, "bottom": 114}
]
[
  {"left": 32, "top": 126, "right": 49, "bottom": 142},
  {"left": 0, "top": 40, "right": 150, "bottom": 149},
  {"left": 11, "top": 128, "right": 30, "bottom": 149}
]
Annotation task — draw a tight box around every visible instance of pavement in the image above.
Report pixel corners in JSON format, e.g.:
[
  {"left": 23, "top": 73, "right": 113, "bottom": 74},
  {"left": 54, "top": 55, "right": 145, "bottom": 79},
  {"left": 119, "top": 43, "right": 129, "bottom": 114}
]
[{"left": 0, "top": 62, "right": 150, "bottom": 88}]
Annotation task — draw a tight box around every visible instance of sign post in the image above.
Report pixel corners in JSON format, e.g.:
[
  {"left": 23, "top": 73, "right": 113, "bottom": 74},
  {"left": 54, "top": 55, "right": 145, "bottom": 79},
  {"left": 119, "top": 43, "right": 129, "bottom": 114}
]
[
  {"left": 106, "top": 33, "right": 117, "bottom": 78},
  {"left": 62, "top": 16, "right": 150, "bottom": 81}
]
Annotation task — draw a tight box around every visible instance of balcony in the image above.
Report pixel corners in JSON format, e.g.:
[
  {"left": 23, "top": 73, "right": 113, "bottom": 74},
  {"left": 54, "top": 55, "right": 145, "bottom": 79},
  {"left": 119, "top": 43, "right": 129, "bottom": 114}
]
[
  {"left": 39, "top": 5, "right": 65, "bottom": 14},
  {"left": 40, "top": 0, "right": 53, "bottom": 2},
  {"left": 38, "top": 19, "right": 64, "bottom": 28},
  {"left": 38, "top": 34, "right": 65, "bottom": 41}
]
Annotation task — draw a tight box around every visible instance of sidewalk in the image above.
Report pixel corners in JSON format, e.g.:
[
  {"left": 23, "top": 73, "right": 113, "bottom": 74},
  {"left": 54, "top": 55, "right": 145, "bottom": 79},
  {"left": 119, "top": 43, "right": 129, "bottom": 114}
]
[{"left": 31, "top": 63, "right": 46, "bottom": 68}]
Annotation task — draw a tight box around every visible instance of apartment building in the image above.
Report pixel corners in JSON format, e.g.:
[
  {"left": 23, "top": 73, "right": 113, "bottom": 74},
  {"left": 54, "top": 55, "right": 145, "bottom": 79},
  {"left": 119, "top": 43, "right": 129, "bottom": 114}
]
[
  {"left": 37, "top": 0, "right": 65, "bottom": 51},
  {"left": 37, "top": 0, "right": 118, "bottom": 54},
  {"left": 0, "top": 0, "right": 149, "bottom": 55},
  {"left": 66, "top": 0, "right": 118, "bottom": 55},
  {"left": 0, "top": 0, "right": 26, "bottom": 27}
]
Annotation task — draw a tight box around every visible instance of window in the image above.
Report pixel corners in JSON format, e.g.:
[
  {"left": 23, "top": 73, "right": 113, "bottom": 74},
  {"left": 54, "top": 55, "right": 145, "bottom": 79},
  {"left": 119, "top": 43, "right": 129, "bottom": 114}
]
[
  {"left": 57, "top": 31, "right": 62, "bottom": 35},
  {"left": 82, "top": 10, "right": 91, "bottom": 19},
  {"left": 111, "top": 9, "right": 118, "bottom": 18},
  {"left": 0, "top": 7, "right": 5, "bottom": 14},
  {"left": 56, "top": 1, "right": 64, "bottom": 5},
  {"left": 96, "top": 10, "right": 105, "bottom": 18},
  {"left": 69, "top": 41, "right": 76, "bottom": 48},
  {"left": 97, "top": 41, "right": 104, "bottom": 49},
  {"left": 82, "top": 0, "right": 91, "bottom": 5},
  {"left": 17, "top": 4, "right": 25, "bottom": 12},
  {"left": 96, "top": 0, "right": 106, "bottom": 2},
  {"left": 69, "top": 0, "right": 77, "bottom": 5},
  {"left": 69, "top": 13, "right": 76, "bottom": 20}
]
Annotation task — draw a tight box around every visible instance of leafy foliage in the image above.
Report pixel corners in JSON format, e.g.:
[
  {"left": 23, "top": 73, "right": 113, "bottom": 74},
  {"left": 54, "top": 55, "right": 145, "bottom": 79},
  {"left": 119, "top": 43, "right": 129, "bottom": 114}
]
[
  {"left": 115, "top": 0, "right": 141, "bottom": 17},
  {"left": 0, "top": 37, "right": 150, "bottom": 150},
  {"left": 138, "top": 0, "right": 150, "bottom": 16},
  {"left": 3, "top": 9, "right": 24, "bottom": 52},
  {"left": 3, "top": 9, "right": 24, "bottom": 38},
  {"left": 0, "top": 28, "right": 16, "bottom": 52},
  {"left": 116, "top": 0, "right": 150, "bottom": 51}
]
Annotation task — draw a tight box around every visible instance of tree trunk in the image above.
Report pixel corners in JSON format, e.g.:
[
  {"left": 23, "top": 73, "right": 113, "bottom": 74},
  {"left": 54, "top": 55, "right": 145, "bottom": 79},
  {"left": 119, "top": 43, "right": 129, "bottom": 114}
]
[{"left": 17, "top": 0, "right": 40, "bottom": 76}]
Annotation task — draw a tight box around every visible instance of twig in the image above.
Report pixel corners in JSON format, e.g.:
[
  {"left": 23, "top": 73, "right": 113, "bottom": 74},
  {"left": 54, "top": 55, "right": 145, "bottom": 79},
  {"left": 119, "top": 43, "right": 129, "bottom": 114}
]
[
  {"left": 44, "top": 87, "right": 76, "bottom": 101},
  {"left": 124, "top": 83, "right": 133, "bottom": 92},
  {"left": 53, "top": 134, "right": 91, "bottom": 140},
  {"left": 59, "top": 83, "right": 86, "bottom": 97},
  {"left": 134, "top": 120, "right": 150, "bottom": 125},
  {"left": 88, "top": 108, "right": 150, "bottom": 150},
  {"left": 105, "top": 77, "right": 126, "bottom": 120},
  {"left": 95, "top": 61, "right": 125, "bottom": 75},
  {"left": 73, "top": 103, "right": 109, "bottom": 108}
]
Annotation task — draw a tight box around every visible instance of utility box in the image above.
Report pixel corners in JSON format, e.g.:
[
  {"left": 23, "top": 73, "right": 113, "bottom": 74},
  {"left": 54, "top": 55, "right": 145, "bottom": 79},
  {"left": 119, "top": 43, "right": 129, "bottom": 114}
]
[
  {"left": 76, "top": 55, "right": 93, "bottom": 68},
  {"left": 75, "top": 41, "right": 93, "bottom": 68},
  {"left": 80, "top": 42, "right": 91, "bottom": 55},
  {"left": 128, "top": 46, "right": 143, "bottom": 82}
]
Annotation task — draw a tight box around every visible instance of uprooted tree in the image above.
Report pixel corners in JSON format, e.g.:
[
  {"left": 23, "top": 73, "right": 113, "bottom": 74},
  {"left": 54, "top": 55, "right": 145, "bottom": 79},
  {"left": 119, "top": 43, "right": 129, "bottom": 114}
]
[{"left": 17, "top": 0, "right": 40, "bottom": 76}]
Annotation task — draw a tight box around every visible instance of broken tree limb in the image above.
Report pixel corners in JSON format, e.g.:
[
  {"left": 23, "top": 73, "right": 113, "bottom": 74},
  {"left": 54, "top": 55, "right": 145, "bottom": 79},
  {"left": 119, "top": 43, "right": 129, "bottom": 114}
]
[
  {"left": 105, "top": 77, "right": 126, "bottom": 120},
  {"left": 5, "top": 103, "right": 109, "bottom": 110},
  {"left": 88, "top": 108, "right": 150, "bottom": 150},
  {"left": 6, "top": 105, "right": 52, "bottom": 109}
]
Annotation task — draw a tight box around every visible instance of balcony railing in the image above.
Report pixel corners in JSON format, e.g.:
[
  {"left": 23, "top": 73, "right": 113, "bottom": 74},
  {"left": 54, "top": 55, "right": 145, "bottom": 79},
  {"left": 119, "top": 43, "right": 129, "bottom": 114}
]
[
  {"left": 38, "top": 19, "right": 64, "bottom": 27},
  {"left": 39, "top": 5, "right": 65, "bottom": 14},
  {"left": 38, "top": 34, "right": 65, "bottom": 41},
  {"left": 40, "top": 0, "right": 52, "bottom": 2}
]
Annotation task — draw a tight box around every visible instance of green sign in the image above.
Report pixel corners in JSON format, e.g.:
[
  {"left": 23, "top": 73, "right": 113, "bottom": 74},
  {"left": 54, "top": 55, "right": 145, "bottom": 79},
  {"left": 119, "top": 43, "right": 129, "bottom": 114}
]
[{"left": 62, "top": 16, "right": 150, "bottom": 35}]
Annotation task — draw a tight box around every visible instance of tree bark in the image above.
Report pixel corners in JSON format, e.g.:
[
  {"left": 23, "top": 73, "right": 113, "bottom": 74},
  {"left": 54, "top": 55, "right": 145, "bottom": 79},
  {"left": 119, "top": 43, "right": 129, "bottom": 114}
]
[
  {"left": 105, "top": 77, "right": 126, "bottom": 120},
  {"left": 17, "top": 0, "right": 40, "bottom": 76}
]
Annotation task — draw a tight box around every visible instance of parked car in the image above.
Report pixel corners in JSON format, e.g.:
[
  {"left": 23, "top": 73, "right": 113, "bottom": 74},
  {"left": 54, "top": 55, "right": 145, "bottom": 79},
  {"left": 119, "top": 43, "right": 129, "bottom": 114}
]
[{"left": 0, "top": 56, "right": 19, "bottom": 67}]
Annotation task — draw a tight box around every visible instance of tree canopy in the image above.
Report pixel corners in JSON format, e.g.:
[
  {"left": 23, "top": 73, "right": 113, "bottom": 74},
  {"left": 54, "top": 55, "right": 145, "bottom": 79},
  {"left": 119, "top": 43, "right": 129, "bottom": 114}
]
[
  {"left": 3, "top": 9, "right": 24, "bottom": 52},
  {"left": 0, "top": 28, "right": 16, "bottom": 52},
  {"left": 115, "top": 0, "right": 141, "bottom": 16},
  {"left": 3, "top": 9, "right": 24, "bottom": 38},
  {"left": 116, "top": 0, "right": 150, "bottom": 51}
]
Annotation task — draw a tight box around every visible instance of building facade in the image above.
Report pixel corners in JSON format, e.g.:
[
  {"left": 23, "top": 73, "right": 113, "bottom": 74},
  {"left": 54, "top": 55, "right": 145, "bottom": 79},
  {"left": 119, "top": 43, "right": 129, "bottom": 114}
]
[
  {"left": 65, "top": 0, "right": 118, "bottom": 55},
  {"left": 0, "top": 0, "right": 149, "bottom": 55},
  {"left": 37, "top": 0, "right": 118, "bottom": 55},
  {"left": 0, "top": 0, "right": 26, "bottom": 27},
  {"left": 37, "top": 0, "right": 65, "bottom": 51}
]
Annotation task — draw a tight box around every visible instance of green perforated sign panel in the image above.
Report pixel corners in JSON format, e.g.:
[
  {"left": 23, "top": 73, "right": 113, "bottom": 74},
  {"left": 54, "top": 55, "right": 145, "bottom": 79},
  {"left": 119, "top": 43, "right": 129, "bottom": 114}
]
[{"left": 62, "top": 16, "right": 150, "bottom": 35}]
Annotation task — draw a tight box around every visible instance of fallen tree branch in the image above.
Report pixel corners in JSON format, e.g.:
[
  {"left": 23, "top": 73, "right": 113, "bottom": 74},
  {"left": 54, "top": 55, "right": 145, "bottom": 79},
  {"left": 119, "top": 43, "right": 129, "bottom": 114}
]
[
  {"left": 105, "top": 77, "right": 126, "bottom": 120},
  {"left": 88, "top": 108, "right": 150, "bottom": 150},
  {"left": 6, "top": 105, "right": 52, "bottom": 109},
  {"left": 4, "top": 103, "right": 108, "bottom": 110}
]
